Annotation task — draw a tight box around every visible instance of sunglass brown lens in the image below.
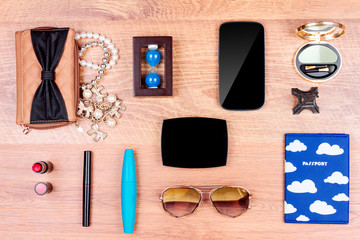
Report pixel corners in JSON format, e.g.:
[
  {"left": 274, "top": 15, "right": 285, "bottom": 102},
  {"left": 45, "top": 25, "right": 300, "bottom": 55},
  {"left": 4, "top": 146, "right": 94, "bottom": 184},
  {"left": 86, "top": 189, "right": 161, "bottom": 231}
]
[
  {"left": 162, "top": 188, "right": 201, "bottom": 217},
  {"left": 210, "top": 187, "right": 249, "bottom": 217}
]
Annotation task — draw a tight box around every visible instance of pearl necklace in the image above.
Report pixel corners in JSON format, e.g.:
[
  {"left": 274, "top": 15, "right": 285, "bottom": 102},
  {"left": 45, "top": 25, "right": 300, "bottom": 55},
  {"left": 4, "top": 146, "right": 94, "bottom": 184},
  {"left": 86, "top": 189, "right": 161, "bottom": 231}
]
[{"left": 75, "top": 32, "right": 125, "bottom": 142}]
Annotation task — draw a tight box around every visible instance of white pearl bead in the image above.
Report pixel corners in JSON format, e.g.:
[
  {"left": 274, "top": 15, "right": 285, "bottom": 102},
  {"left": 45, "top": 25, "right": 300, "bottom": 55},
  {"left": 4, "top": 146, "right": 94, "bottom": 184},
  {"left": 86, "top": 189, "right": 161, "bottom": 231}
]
[
  {"left": 77, "top": 126, "right": 83, "bottom": 132},
  {"left": 80, "top": 60, "right": 86, "bottom": 66},
  {"left": 80, "top": 32, "right": 87, "bottom": 38},
  {"left": 106, "top": 64, "right": 111, "bottom": 70},
  {"left": 75, "top": 33, "right": 81, "bottom": 40},
  {"left": 104, "top": 38, "right": 111, "bottom": 44},
  {"left": 99, "top": 35, "right": 105, "bottom": 41},
  {"left": 112, "top": 55, "right": 119, "bottom": 60},
  {"left": 93, "top": 33, "right": 99, "bottom": 39},
  {"left": 86, "top": 62, "right": 92, "bottom": 68},
  {"left": 112, "top": 48, "right": 118, "bottom": 54},
  {"left": 107, "top": 94, "right": 117, "bottom": 103},
  {"left": 86, "top": 32, "right": 93, "bottom": 38},
  {"left": 107, "top": 118, "right": 116, "bottom": 128},
  {"left": 83, "top": 89, "right": 92, "bottom": 99},
  {"left": 92, "top": 64, "right": 99, "bottom": 70},
  {"left": 109, "top": 60, "right": 116, "bottom": 66},
  {"left": 108, "top": 43, "right": 114, "bottom": 49},
  {"left": 93, "top": 109, "right": 103, "bottom": 119}
]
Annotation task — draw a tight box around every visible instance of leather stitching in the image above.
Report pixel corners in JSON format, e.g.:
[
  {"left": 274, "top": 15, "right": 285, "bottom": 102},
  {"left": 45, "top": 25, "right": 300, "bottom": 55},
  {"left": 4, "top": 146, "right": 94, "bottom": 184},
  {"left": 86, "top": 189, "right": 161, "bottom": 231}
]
[
  {"left": 31, "top": 28, "right": 69, "bottom": 32},
  {"left": 30, "top": 119, "right": 69, "bottom": 123},
  {"left": 20, "top": 31, "right": 25, "bottom": 123}
]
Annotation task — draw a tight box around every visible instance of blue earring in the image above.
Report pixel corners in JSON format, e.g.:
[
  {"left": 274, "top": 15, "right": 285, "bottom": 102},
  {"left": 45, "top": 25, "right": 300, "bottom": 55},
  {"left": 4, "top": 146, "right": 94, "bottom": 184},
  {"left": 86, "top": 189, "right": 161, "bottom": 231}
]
[
  {"left": 145, "top": 44, "right": 161, "bottom": 67},
  {"left": 145, "top": 44, "right": 161, "bottom": 88},
  {"left": 145, "top": 69, "right": 161, "bottom": 88}
]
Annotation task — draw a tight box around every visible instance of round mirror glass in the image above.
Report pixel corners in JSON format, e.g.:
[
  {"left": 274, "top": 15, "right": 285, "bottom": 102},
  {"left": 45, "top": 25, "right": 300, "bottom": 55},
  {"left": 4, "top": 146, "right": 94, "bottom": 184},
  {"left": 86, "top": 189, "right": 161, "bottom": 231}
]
[{"left": 303, "top": 25, "right": 335, "bottom": 33}]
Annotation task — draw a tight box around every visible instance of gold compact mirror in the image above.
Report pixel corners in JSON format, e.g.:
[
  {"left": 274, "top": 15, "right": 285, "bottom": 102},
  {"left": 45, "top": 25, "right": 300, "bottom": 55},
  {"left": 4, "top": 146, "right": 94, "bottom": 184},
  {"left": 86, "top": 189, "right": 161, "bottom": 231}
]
[{"left": 294, "top": 22, "right": 345, "bottom": 83}]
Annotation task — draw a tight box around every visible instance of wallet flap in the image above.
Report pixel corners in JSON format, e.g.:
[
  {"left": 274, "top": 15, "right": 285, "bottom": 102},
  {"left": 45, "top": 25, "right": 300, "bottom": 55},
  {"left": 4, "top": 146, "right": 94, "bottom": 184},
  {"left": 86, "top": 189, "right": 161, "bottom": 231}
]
[{"left": 16, "top": 28, "right": 77, "bottom": 125}]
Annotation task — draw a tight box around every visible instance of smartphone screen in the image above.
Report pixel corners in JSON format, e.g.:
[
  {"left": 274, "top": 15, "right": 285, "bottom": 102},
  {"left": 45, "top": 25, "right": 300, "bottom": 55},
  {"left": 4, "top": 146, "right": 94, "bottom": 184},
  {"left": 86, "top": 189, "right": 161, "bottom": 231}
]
[{"left": 219, "top": 22, "right": 265, "bottom": 110}]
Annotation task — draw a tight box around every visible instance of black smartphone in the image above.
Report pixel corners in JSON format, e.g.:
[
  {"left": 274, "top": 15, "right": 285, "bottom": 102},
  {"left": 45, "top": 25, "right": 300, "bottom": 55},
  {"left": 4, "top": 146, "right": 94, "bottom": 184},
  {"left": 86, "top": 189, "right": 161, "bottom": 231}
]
[{"left": 219, "top": 22, "right": 265, "bottom": 110}]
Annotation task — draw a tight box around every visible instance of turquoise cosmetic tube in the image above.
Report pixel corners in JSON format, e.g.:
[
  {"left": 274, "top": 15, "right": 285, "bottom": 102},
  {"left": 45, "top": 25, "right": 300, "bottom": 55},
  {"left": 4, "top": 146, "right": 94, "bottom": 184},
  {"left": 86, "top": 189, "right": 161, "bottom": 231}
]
[{"left": 121, "top": 149, "right": 137, "bottom": 233}]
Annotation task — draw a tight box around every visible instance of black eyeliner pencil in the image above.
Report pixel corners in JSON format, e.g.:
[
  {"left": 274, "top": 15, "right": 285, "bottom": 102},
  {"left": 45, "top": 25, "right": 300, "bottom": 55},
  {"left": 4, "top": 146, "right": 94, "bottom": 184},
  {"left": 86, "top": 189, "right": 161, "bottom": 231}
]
[{"left": 83, "top": 151, "right": 91, "bottom": 227}]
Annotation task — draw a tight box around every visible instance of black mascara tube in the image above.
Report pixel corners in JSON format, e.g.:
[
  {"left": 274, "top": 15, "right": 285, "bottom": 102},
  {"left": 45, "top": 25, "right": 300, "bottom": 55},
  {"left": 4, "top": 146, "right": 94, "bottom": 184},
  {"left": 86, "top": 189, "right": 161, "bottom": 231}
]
[{"left": 83, "top": 151, "right": 91, "bottom": 227}]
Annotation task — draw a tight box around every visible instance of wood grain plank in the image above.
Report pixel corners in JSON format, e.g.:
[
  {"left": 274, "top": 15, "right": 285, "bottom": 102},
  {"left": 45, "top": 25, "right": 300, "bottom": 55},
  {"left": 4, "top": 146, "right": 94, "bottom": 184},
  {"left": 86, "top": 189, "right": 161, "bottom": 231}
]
[
  {"left": 0, "top": 0, "right": 359, "bottom": 239},
  {"left": 1, "top": 0, "right": 360, "bottom": 22}
]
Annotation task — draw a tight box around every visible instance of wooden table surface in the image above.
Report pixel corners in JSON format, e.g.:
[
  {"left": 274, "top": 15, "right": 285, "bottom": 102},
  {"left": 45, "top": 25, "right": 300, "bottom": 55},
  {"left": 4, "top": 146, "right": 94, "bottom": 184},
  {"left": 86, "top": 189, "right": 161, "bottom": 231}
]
[{"left": 1, "top": 0, "right": 360, "bottom": 239}]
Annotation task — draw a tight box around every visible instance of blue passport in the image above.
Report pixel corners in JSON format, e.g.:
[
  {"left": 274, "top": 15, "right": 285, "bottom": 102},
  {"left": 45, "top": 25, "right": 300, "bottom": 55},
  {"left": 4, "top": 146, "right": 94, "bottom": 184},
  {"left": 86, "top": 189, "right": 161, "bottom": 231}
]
[{"left": 284, "top": 134, "right": 349, "bottom": 224}]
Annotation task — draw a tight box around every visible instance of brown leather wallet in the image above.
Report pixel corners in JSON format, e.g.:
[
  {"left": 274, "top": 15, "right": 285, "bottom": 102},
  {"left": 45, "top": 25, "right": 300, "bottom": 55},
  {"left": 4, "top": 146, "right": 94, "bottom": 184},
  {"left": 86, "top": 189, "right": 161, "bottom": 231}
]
[{"left": 15, "top": 27, "right": 79, "bottom": 133}]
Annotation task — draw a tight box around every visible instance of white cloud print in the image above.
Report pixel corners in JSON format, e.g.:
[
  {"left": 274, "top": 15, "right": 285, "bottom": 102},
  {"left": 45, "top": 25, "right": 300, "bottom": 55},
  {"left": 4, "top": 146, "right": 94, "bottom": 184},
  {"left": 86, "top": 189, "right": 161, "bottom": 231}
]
[
  {"left": 286, "top": 140, "right": 307, "bottom": 152},
  {"left": 287, "top": 179, "right": 317, "bottom": 193},
  {"left": 324, "top": 171, "right": 349, "bottom": 184},
  {"left": 332, "top": 193, "right": 349, "bottom": 201},
  {"left": 316, "top": 143, "right": 344, "bottom": 155},
  {"left": 296, "top": 215, "right": 310, "bottom": 222},
  {"left": 310, "top": 200, "right": 336, "bottom": 215},
  {"left": 285, "top": 161, "right": 297, "bottom": 173},
  {"left": 284, "top": 201, "right": 297, "bottom": 214}
]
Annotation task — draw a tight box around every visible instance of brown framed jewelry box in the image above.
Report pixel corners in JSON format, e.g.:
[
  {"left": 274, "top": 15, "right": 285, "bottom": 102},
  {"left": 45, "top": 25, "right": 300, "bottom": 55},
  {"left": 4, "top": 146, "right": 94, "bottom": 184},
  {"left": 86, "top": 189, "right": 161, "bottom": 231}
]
[
  {"left": 133, "top": 36, "right": 173, "bottom": 96},
  {"left": 15, "top": 27, "right": 79, "bottom": 133}
]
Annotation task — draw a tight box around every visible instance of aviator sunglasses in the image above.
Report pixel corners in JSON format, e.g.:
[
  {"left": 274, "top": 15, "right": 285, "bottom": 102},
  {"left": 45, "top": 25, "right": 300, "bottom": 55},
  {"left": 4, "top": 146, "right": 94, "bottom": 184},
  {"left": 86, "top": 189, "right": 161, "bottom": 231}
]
[{"left": 160, "top": 186, "right": 251, "bottom": 218}]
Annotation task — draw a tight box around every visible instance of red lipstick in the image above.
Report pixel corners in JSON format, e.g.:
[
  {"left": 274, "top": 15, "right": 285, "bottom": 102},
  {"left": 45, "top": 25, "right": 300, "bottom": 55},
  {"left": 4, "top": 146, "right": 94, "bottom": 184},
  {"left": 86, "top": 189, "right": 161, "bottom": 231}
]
[{"left": 32, "top": 161, "right": 53, "bottom": 174}]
